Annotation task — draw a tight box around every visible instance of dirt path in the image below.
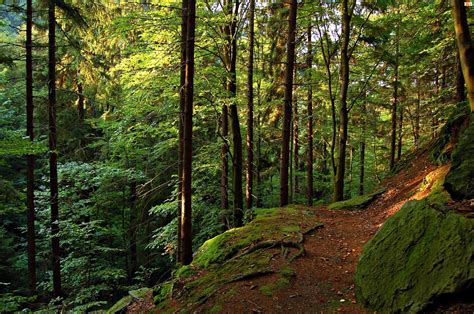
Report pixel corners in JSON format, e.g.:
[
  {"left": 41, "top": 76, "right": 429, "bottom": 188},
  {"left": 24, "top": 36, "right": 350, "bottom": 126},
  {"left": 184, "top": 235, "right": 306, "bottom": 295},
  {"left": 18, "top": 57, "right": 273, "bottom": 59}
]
[{"left": 191, "top": 152, "right": 436, "bottom": 313}]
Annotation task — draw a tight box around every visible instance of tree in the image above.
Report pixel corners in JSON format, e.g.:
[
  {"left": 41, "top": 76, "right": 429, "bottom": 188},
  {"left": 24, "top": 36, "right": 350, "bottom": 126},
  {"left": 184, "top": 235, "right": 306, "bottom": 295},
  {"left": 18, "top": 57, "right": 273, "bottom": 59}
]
[
  {"left": 333, "top": 0, "right": 351, "bottom": 202},
  {"left": 179, "top": 0, "right": 196, "bottom": 265},
  {"left": 177, "top": 0, "right": 188, "bottom": 264},
  {"left": 48, "top": 0, "right": 61, "bottom": 297},
  {"left": 280, "top": 0, "right": 297, "bottom": 207},
  {"left": 25, "top": 0, "right": 36, "bottom": 295},
  {"left": 245, "top": 0, "right": 255, "bottom": 210},
  {"left": 306, "top": 24, "right": 313, "bottom": 206},
  {"left": 452, "top": 0, "right": 474, "bottom": 112}
]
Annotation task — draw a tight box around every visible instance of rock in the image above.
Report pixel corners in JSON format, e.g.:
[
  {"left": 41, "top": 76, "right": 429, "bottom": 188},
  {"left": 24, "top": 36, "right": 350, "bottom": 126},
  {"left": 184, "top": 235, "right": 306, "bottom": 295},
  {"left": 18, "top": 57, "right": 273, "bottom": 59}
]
[
  {"left": 445, "top": 114, "right": 474, "bottom": 200},
  {"left": 354, "top": 197, "right": 474, "bottom": 313}
]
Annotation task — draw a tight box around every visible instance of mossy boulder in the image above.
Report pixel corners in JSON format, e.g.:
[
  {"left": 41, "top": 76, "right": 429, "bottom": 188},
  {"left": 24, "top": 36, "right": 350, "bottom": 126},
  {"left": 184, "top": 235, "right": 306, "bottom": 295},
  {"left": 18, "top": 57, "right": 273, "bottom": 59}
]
[
  {"left": 444, "top": 114, "right": 474, "bottom": 200},
  {"left": 328, "top": 188, "right": 385, "bottom": 211},
  {"left": 154, "top": 206, "right": 323, "bottom": 312},
  {"left": 355, "top": 197, "right": 474, "bottom": 313},
  {"left": 430, "top": 103, "right": 470, "bottom": 165}
]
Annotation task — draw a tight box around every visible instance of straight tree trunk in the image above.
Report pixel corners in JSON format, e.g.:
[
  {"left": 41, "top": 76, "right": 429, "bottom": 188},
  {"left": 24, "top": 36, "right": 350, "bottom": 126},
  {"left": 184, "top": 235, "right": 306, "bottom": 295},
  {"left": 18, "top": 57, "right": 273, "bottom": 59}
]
[
  {"left": 129, "top": 181, "right": 137, "bottom": 280},
  {"left": 26, "top": 0, "right": 36, "bottom": 295},
  {"left": 390, "top": 38, "right": 399, "bottom": 170},
  {"left": 225, "top": 0, "right": 243, "bottom": 227},
  {"left": 293, "top": 95, "right": 299, "bottom": 197},
  {"left": 397, "top": 104, "right": 403, "bottom": 161},
  {"left": 279, "top": 0, "right": 297, "bottom": 206},
  {"left": 245, "top": 0, "right": 255, "bottom": 210},
  {"left": 77, "top": 79, "right": 85, "bottom": 122},
  {"left": 221, "top": 105, "right": 229, "bottom": 214},
  {"left": 230, "top": 103, "right": 243, "bottom": 227},
  {"left": 333, "top": 0, "right": 350, "bottom": 202},
  {"left": 179, "top": 0, "right": 196, "bottom": 265},
  {"left": 452, "top": 0, "right": 474, "bottom": 112},
  {"left": 177, "top": 0, "right": 188, "bottom": 262},
  {"left": 414, "top": 78, "right": 421, "bottom": 148},
  {"left": 48, "top": 0, "right": 61, "bottom": 297},
  {"left": 359, "top": 103, "right": 366, "bottom": 196},
  {"left": 306, "top": 25, "right": 313, "bottom": 206},
  {"left": 456, "top": 51, "right": 466, "bottom": 103}
]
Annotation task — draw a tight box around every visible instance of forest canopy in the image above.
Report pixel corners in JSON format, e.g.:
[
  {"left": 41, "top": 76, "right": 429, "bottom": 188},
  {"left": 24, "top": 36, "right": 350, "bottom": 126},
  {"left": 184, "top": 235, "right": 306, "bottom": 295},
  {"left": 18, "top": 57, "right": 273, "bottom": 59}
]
[{"left": 0, "top": 0, "right": 472, "bottom": 312}]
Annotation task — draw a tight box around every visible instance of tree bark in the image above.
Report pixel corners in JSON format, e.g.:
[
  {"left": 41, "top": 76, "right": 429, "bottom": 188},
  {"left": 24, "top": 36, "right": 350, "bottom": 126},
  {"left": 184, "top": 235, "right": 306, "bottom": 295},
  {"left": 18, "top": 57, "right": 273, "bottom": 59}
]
[
  {"left": 456, "top": 50, "right": 466, "bottom": 103},
  {"left": 306, "top": 25, "right": 313, "bottom": 206},
  {"left": 452, "top": 0, "right": 474, "bottom": 112},
  {"left": 397, "top": 104, "right": 403, "bottom": 161},
  {"left": 279, "top": 0, "right": 297, "bottom": 206},
  {"left": 221, "top": 105, "right": 229, "bottom": 214},
  {"left": 333, "top": 0, "right": 350, "bottom": 202},
  {"left": 359, "top": 103, "right": 366, "bottom": 196},
  {"left": 49, "top": 0, "right": 61, "bottom": 297},
  {"left": 177, "top": 0, "right": 188, "bottom": 262},
  {"left": 179, "top": 0, "right": 195, "bottom": 265},
  {"left": 245, "top": 0, "right": 255, "bottom": 211},
  {"left": 293, "top": 95, "right": 299, "bottom": 197},
  {"left": 77, "top": 79, "right": 85, "bottom": 122},
  {"left": 129, "top": 181, "right": 137, "bottom": 281},
  {"left": 414, "top": 78, "right": 421, "bottom": 148},
  {"left": 26, "top": 0, "right": 36, "bottom": 295},
  {"left": 390, "top": 31, "right": 399, "bottom": 170}
]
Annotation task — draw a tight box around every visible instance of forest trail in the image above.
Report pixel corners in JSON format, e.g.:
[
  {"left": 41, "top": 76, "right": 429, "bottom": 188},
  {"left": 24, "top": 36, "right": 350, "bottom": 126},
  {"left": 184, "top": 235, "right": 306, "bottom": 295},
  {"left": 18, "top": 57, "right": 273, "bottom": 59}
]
[{"left": 186, "top": 149, "right": 438, "bottom": 313}]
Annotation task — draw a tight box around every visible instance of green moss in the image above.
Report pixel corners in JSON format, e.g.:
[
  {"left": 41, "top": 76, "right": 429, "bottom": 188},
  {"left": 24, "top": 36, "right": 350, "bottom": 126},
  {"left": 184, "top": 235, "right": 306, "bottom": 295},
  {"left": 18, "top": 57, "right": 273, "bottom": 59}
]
[
  {"left": 106, "top": 295, "right": 133, "bottom": 314},
  {"left": 155, "top": 206, "right": 322, "bottom": 311},
  {"left": 445, "top": 114, "right": 474, "bottom": 200},
  {"left": 430, "top": 103, "right": 470, "bottom": 165},
  {"left": 355, "top": 196, "right": 474, "bottom": 312},
  {"left": 209, "top": 304, "right": 223, "bottom": 313},
  {"left": 328, "top": 188, "right": 385, "bottom": 210},
  {"left": 259, "top": 277, "right": 290, "bottom": 297},
  {"left": 153, "top": 282, "right": 172, "bottom": 304},
  {"left": 175, "top": 265, "right": 195, "bottom": 279},
  {"left": 279, "top": 265, "right": 296, "bottom": 277}
]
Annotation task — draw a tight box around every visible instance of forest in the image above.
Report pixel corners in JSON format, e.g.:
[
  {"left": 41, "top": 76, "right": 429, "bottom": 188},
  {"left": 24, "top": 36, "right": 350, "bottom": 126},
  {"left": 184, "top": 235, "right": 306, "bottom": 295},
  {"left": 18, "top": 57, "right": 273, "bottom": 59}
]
[{"left": 0, "top": 0, "right": 473, "bottom": 312}]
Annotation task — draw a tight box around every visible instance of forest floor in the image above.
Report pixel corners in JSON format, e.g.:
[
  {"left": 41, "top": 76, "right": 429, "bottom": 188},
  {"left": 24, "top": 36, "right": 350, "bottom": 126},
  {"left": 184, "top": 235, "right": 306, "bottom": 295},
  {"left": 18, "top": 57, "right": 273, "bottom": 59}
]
[
  {"left": 134, "top": 147, "right": 442, "bottom": 313},
  {"left": 187, "top": 149, "right": 437, "bottom": 313}
]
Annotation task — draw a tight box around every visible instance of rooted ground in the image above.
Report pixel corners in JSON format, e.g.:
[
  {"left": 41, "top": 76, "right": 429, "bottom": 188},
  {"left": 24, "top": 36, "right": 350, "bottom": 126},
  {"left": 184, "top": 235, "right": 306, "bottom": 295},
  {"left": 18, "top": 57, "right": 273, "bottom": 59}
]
[
  {"left": 183, "top": 151, "right": 437, "bottom": 313},
  {"left": 131, "top": 149, "right": 445, "bottom": 314}
]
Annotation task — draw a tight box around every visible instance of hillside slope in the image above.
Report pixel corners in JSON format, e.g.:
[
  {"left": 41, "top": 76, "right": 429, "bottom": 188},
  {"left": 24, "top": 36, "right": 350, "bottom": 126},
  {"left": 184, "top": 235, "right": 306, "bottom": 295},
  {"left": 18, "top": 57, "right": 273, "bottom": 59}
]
[{"left": 128, "top": 149, "right": 439, "bottom": 313}]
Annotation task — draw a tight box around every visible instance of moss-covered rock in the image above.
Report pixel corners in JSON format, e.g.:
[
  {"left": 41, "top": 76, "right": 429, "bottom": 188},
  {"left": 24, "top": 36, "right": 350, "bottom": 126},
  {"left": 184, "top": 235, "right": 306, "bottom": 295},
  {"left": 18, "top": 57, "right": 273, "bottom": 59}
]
[
  {"left": 355, "top": 197, "right": 474, "bottom": 313},
  {"left": 444, "top": 114, "right": 474, "bottom": 200},
  {"left": 328, "top": 188, "right": 385, "bottom": 211},
  {"left": 154, "top": 206, "right": 323, "bottom": 312},
  {"left": 430, "top": 103, "right": 470, "bottom": 165}
]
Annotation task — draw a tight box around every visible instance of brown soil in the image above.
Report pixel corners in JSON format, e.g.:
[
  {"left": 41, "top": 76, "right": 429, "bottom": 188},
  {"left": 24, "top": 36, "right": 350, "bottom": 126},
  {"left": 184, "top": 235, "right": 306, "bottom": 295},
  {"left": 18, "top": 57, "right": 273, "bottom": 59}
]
[
  {"left": 133, "top": 149, "right": 467, "bottom": 313},
  {"left": 177, "top": 152, "right": 437, "bottom": 313}
]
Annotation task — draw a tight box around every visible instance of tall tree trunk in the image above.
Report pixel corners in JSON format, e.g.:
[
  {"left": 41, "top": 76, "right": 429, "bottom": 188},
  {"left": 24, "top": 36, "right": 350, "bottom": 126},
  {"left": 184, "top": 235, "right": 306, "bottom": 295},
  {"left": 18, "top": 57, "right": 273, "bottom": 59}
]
[
  {"left": 333, "top": 0, "right": 350, "bottom": 202},
  {"left": 129, "top": 181, "right": 137, "bottom": 281},
  {"left": 279, "top": 0, "right": 297, "bottom": 206},
  {"left": 225, "top": 0, "right": 243, "bottom": 227},
  {"left": 359, "top": 105, "right": 366, "bottom": 196},
  {"left": 230, "top": 103, "right": 243, "bottom": 226},
  {"left": 26, "top": 0, "right": 36, "bottom": 295},
  {"left": 390, "top": 32, "right": 399, "bottom": 170},
  {"left": 452, "top": 0, "right": 474, "bottom": 112},
  {"left": 221, "top": 106, "right": 229, "bottom": 214},
  {"left": 179, "top": 0, "right": 196, "bottom": 265},
  {"left": 456, "top": 50, "right": 466, "bottom": 103},
  {"left": 397, "top": 104, "right": 403, "bottom": 161},
  {"left": 245, "top": 0, "right": 255, "bottom": 211},
  {"left": 256, "top": 113, "right": 262, "bottom": 208},
  {"left": 293, "top": 95, "right": 299, "bottom": 197},
  {"left": 77, "top": 79, "right": 85, "bottom": 122},
  {"left": 177, "top": 0, "right": 188, "bottom": 261},
  {"left": 414, "top": 78, "right": 421, "bottom": 148},
  {"left": 306, "top": 25, "right": 313, "bottom": 206},
  {"left": 48, "top": 0, "right": 61, "bottom": 297}
]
